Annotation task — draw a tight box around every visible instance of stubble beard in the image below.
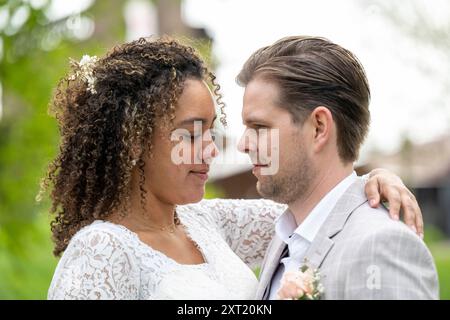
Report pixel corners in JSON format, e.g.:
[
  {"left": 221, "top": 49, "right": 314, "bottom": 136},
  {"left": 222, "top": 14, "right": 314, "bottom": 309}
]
[{"left": 256, "top": 145, "right": 315, "bottom": 205}]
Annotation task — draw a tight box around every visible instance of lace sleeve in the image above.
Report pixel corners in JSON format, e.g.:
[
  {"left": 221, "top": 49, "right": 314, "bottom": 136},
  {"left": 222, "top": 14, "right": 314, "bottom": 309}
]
[
  {"left": 194, "top": 199, "right": 287, "bottom": 269},
  {"left": 48, "top": 227, "right": 139, "bottom": 300}
]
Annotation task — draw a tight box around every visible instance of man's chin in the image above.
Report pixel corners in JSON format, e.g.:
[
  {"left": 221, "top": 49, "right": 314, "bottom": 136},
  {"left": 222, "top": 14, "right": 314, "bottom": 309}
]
[
  {"left": 256, "top": 180, "right": 292, "bottom": 204},
  {"left": 256, "top": 181, "right": 275, "bottom": 200}
]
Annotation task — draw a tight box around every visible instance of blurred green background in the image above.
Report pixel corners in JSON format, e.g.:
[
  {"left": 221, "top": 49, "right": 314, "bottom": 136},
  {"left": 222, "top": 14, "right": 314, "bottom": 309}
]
[
  {"left": 0, "top": 0, "right": 221, "bottom": 300},
  {"left": 1, "top": 0, "right": 449, "bottom": 299}
]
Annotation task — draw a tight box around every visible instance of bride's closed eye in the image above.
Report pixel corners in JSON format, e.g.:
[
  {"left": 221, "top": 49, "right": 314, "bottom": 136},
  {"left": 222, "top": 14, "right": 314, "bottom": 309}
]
[
  {"left": 177, "top": 129, "right": 216, "bottom": 143},
  {"left": 180, "top": 131, "right": 201, "bottom": 142}
]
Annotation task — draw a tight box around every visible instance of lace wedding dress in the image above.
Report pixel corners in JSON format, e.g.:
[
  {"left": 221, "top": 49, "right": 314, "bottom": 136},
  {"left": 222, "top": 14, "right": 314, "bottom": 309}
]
[{"left": 47, "top": 199, "right": 287, "bottom": 300}]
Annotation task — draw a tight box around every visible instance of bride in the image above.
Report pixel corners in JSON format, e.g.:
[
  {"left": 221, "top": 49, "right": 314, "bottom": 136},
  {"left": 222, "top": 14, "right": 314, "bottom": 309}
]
[{"left": 41, "top": 37, "right": 422, "bottom": 300}]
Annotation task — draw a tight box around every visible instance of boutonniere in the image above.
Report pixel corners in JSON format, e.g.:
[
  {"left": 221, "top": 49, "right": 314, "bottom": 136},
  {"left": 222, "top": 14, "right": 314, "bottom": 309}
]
[{"left": 276, "top": 261, "right": 324, "bottom": 300}]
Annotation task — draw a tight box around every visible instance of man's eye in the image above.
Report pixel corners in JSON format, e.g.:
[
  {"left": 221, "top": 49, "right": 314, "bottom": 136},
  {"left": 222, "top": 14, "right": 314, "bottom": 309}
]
[{"left": 254, "top": 124, "right": 268, "bottom": 129}]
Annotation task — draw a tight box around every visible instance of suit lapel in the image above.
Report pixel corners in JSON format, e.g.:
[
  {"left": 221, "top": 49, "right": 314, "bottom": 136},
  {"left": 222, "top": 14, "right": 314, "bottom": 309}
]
[
  {"left": 255, "top": 236, "right": 286, "bottom": 300},
  {"left": 256, "top": 178, "right": 368, "bottom": 299},
  {"left": 303, "top": 178, "right": 368, "bottom": 269},
  {"left": 302, "top": 233, "right": 334, "bottom": 270}
]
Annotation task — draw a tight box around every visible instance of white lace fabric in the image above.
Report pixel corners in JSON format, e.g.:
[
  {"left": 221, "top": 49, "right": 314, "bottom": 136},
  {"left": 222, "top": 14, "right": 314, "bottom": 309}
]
[{"left": 47, "top": 199, "right": 287, "bottom": 300}]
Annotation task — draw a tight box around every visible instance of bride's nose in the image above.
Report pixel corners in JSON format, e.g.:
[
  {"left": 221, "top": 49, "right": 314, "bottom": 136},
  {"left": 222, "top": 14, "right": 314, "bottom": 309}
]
[{"left": 199, "top": 130, "right": 219, "bottom": 164}]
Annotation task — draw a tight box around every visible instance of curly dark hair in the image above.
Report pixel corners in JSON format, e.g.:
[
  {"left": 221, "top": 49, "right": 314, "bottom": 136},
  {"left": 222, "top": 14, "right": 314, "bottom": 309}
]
[{"left": 37, "top": 36, "right": 226, "bottom": 257}]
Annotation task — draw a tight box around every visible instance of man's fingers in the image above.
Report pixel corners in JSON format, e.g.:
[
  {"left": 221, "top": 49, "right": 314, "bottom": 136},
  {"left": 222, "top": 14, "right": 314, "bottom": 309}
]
[
  {"left": 365, "top": 178, "right": 380, "bottom": 207},
  {"left": 401, "top": 193, "right": 418, "bottom": 234},
  {"left": 415, "top": 206, "right": 424, "bottom": 239},
  {"left": 408, "top": 191, "right": 424, "bottom": 238},
  {"left": 386, "top": 187, "right": 401, "bottom": 220}
]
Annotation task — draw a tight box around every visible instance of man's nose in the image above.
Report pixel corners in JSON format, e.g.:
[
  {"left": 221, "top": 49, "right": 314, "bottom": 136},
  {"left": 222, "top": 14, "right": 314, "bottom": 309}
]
[{"left": 237, "top": 129, "right": 257, "bottom": 154}]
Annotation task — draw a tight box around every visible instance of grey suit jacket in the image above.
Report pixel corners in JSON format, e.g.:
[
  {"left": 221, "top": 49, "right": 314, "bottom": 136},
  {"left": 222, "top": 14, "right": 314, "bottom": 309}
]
[{"left": 256, "top": 178, "right": 439, "bottom": 300}]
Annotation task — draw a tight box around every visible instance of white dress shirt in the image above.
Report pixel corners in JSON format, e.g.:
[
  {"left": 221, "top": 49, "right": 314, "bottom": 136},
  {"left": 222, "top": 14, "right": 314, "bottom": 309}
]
[{"left": 269, "top": 171, "right": 358, "bottom": 299}]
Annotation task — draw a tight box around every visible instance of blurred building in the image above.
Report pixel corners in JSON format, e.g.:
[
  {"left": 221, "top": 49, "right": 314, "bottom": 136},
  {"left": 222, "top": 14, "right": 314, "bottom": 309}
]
[
  {"left": 124, "top": 0, "right": 211, "bottom": 42},
  {"left": 365, "top": 135, "right": 450, "bottom": 237}
]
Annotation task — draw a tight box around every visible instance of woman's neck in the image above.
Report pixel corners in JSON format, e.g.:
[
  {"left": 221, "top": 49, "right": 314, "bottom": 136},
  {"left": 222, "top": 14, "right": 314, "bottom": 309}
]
[
  {"left": 130, "top": 194, "right": 176, "bottom": 230},
  {"left": 109, "top": 180, "right": 177, "bottom": 231}
]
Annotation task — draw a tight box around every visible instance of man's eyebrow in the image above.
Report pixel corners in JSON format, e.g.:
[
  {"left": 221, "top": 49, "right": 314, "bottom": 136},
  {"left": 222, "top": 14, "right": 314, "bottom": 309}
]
[
  {"left": 243, "top": 115, "right": 268, "bottom": 125},
  {"left": 177, "top": 115, "right": 217, "bottom": 127}
]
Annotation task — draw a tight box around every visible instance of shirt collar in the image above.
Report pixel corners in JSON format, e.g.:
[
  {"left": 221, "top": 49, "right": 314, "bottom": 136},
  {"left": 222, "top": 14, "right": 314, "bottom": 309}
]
[{"left": 275, "top": 171, "right": 357, "bottom": 244}]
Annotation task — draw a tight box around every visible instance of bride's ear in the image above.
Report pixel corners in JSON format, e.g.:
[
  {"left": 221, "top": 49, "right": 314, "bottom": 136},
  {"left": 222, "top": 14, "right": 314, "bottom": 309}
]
[{"left": 130, "top": 144, "right": 142, "bottom": 164}]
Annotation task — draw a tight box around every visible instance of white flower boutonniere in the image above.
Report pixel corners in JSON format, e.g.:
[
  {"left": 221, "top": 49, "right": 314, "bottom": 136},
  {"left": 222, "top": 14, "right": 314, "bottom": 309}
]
[{"left": 276, "top": 263, "right": 324, "bottom": 300}]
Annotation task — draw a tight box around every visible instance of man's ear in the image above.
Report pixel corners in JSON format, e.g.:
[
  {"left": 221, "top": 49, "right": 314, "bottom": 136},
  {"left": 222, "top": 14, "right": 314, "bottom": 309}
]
[{"left": 310, "top": 106, "right": 333, "bottom": 153}]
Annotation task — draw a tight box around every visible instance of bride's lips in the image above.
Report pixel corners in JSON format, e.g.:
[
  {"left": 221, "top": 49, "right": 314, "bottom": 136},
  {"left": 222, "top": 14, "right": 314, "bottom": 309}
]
[{"left": 189, "top": 169, "right": 209, "bottom": 181}]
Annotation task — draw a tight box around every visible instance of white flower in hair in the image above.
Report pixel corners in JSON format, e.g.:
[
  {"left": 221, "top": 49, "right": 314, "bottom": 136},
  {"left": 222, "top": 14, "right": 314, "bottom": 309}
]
[{"left": 69, "top": 54, "right": 99, "bottom": 94}]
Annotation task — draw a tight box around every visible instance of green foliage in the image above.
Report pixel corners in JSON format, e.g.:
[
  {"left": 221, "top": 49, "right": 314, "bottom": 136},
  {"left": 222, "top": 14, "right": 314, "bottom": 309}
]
[
  {"left": 428, "top": 243, "right": 450, "bottom": 300},
  {"left": 0, "top": 1, "right": 224, "bottom": 299},
  {"left": 0, "top": 213, "right": 57, "bottom": 299},
  {"left": 424, "top": 225, "right": 447, "bottom": 244},
  {"left": 426, "top": 228, "right": 450, "bottom": 300},
  {"left": 424, "top": 226, "right": 450, "bottom": 299},
  {"left": 0, "top": 0, "right": 124, "bottom": 300},
  {"left": 204, "top": 183, "right": 225, "bottom": 199}
]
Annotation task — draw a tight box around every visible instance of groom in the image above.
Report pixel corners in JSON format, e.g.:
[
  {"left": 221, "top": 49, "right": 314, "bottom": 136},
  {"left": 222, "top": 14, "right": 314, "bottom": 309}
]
[{"left": 236, "top": 36, "right": 439, "bottom": 299}]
